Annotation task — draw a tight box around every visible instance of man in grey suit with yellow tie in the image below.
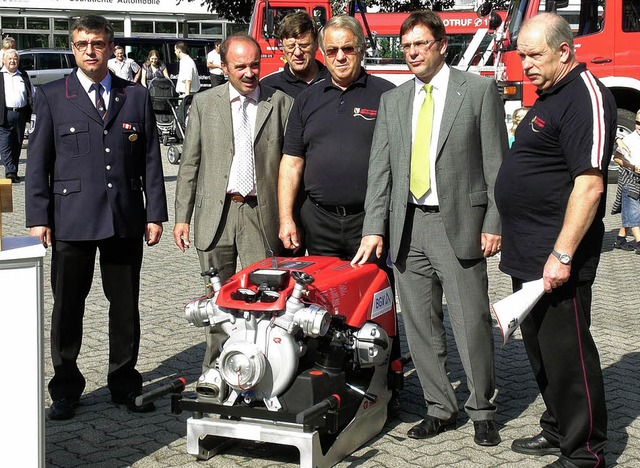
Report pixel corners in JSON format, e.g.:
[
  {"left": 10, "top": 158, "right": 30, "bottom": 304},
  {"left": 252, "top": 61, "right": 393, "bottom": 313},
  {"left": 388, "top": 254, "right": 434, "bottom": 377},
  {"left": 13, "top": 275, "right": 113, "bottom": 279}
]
[
  {"left": 352, "top": 10, "right": 507, "bottom": 446},
  {"left": 174, "top": 33, "right": 293, "bottom": 370}
]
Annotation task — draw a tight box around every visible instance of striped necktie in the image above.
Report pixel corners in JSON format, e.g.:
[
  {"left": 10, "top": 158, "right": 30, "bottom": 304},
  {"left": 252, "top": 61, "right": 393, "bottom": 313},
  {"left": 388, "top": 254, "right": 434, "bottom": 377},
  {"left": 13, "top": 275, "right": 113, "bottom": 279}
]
[{"left": 90, "top": 83, "right": 107, "bottom": 120}]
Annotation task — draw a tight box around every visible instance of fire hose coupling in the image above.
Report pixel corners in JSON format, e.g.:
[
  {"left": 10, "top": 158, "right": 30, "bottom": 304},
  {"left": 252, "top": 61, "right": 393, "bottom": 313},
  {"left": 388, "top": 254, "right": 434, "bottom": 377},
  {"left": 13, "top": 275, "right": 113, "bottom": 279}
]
[{"left": 292, "top": 304, "right": 331, "bottom": 337}]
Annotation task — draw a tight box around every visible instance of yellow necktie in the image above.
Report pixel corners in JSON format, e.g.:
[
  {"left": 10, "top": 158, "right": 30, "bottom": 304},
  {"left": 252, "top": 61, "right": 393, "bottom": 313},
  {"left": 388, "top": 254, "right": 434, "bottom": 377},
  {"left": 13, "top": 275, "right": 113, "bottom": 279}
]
[{"left": 411, "top": 84, "right": 433, "bottom": 199}]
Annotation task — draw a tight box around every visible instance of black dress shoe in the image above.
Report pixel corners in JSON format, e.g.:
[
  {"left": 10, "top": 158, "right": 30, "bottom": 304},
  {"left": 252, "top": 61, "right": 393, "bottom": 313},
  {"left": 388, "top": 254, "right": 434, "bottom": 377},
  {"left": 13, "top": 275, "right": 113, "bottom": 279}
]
[
  {"left": 407, "top": 415, "right": 457, "bottom": 439},
  {"left": 48, "top": 398, "right": 78, "bottom": 420},
  {"left": 5, "top": 172, "right": 17, "bottom": 183},
  {"left": 112, "top": 391, "right": 156, "bottom": 413},
  {"left": 473, "top": 420, "right": 501, "bottom": 446},
  {"left": 511, "top": 432, "right": 561, "bottom": 456}
]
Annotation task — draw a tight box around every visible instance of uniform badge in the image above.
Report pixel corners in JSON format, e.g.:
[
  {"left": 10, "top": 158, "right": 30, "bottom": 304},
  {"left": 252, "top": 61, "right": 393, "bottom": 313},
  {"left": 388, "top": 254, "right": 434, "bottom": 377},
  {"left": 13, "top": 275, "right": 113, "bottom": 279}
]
[{"left": 128, "top": 133, "right": 138, "bottom": 142}]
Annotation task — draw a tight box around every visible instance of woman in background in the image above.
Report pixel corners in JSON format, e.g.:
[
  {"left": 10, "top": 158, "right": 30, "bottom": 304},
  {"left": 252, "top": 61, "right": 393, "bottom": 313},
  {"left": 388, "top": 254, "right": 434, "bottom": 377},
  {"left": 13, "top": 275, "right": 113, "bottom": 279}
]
[{"left": 141, "top": 49, "right": 169, "bottom": 87}]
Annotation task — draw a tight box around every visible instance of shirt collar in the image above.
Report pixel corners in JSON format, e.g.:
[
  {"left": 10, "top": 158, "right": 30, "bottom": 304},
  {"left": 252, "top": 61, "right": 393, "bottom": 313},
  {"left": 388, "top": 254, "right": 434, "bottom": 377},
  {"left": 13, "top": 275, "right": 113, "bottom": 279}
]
[
  {"left": 323, "top": 68, "right": 368, "bottom": 92},
  {"left": 414, "top": 63, "right": 449, "bottom": 96},
  {"left": 76, "top": 68, "right": 112, "bottom": 94},
  {"left": 1, "top": 67, "right": 22, "bottom": 77},
  {"left": 229, "top": 84, "right": 260, "bottom": 104}
]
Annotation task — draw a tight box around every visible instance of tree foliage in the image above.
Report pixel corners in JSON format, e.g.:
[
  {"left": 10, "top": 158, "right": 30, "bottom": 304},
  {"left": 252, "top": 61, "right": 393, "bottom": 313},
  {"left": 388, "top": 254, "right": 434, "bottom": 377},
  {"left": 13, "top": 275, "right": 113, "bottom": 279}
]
[
  {"left": 367, "top": 0, "right": 456, "bottom": 13},
  {"left": 198, "top": 0, "right": 254, "bottom": 23}
]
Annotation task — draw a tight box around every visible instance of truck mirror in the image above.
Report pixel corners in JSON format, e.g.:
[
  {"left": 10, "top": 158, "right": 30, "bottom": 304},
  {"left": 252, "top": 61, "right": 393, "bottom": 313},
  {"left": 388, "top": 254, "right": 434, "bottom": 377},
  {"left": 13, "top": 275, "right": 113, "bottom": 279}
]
[
  {"left": 477, "top": 1, "right": 493, "bottom": 18},
  {"left": 265, "top": 7, "right": 275, "bottom": 38},
  {"left": 546, "top": 0, "right": 569, "bottom": 11},
  {"left": 489, "top": 11, "right": 503, "bottom": 30}
]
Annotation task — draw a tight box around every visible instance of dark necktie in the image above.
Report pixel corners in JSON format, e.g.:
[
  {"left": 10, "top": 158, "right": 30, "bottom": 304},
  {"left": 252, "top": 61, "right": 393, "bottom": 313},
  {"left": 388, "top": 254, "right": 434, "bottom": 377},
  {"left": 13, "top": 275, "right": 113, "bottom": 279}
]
[{"left": 90, "top": 83, "right": 107, "bottom": 120}]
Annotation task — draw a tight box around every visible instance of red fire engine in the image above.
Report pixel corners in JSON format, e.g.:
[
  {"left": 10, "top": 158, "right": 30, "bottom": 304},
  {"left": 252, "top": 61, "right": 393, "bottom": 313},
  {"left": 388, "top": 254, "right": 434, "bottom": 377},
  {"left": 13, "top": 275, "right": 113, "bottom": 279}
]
[
  {"left": 249, "top": 0, "right": 505, "bottom": 85},
  {"left": 486, "top": 0, "right": 640, "bottom": 138}
]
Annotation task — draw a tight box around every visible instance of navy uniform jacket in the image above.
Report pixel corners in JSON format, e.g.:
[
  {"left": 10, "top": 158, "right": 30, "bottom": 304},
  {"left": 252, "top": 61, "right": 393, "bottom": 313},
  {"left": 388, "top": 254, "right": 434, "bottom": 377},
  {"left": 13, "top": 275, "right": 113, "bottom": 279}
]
[{"left": 26, "top": 70, "right": 168, "bottom": 240}]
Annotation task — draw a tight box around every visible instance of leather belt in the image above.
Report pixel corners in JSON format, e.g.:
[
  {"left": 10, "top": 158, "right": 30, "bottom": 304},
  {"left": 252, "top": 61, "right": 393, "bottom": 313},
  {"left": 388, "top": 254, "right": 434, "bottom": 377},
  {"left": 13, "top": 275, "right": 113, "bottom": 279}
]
[
  {"left": 7, "top": 106, "right": 26, "bottom": 112},
  {"left": 227, "top": 193, "right": 256, "bottom": 204},
  {"left": 411, "top": 203, "right": 439, "bottom": 213},
  {"left": 308, "top": 194, "right": 364, "bottom": 217}
]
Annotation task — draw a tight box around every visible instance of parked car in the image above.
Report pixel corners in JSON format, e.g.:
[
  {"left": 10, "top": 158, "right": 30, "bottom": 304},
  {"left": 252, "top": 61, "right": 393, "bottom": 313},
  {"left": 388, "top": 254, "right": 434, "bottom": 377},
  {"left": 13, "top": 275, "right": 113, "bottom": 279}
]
[{"left": 17, "top": 49, "right": 76, "bottom": 87}]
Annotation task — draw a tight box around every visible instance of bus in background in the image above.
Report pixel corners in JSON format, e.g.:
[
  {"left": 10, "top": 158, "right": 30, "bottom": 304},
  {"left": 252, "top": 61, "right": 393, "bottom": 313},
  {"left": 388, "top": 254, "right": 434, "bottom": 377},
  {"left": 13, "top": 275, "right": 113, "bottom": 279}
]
[{"left": 250, "top": 0, "right": 505, "bottom": 85}]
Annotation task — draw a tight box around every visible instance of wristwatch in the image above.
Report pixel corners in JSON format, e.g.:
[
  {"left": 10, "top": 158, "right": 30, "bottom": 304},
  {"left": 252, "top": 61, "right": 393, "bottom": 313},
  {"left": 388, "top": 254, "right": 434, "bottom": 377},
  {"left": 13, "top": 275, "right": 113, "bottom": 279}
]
[{"left": 552, "top": 250, "right": 572, "bottom": 265}]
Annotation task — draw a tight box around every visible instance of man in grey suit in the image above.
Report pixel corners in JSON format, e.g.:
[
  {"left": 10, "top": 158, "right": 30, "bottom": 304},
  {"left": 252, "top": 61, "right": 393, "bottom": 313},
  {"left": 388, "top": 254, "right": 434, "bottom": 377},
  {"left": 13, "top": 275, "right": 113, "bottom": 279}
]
[
  {"left": 352, "top": 10, "right": 507, "bottom": 446},
  {"left": 173, "top": 33, "right": 293, "bottom": 369}
]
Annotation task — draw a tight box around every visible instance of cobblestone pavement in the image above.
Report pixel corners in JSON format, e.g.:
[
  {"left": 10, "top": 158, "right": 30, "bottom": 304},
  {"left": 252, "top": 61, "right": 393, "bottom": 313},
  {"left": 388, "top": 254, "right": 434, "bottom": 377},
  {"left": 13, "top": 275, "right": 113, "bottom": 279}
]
[{"left": 3, "top": 145, "right": 639, "bottom": 468}]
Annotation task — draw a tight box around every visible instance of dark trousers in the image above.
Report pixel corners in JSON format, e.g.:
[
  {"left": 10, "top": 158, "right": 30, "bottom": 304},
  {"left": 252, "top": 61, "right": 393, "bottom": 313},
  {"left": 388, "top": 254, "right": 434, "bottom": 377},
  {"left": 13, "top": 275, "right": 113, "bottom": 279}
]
[
  {"left": 48, "top": 237, "right": 144, "bottom": 402},
  {"left": 515, "top": 278, "right": 607, "bottom": 467},
  {"left": 0, "top": 108, "right": 28, "bottom": 175}
]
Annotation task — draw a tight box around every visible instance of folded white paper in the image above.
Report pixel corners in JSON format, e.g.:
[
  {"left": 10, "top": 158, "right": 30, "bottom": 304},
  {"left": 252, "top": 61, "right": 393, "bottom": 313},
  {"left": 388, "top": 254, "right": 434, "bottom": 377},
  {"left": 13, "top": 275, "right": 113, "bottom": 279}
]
[{"left": 491, "top": 278, "right": 545, "bottom": 346}]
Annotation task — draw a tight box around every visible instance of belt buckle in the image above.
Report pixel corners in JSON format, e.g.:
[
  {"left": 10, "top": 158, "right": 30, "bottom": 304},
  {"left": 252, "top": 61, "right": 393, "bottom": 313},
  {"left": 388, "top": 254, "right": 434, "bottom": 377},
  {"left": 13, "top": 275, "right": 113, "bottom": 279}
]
[{"left": 335, "top": 205, "right": 347, "bottom": 217}]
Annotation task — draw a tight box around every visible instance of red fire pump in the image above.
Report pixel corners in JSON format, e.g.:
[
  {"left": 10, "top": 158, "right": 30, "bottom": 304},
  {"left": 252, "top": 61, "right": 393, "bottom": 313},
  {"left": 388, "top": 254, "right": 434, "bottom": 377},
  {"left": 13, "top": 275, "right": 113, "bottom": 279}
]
[{"left": 170, "top": 255, "right": 402, "bottom": 467}]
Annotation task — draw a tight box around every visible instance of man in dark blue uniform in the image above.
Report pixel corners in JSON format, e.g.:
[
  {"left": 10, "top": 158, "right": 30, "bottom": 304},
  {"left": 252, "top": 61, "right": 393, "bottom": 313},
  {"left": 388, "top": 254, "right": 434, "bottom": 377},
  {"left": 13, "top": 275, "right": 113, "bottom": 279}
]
[
  {"left": 261, "top": 11, "right": 328, "bottom": 98},
  {"left": 25, "top": 15, "right": 168, "bottom": 421},
  {"left": 495, "top": 13, "right": 614, "bottom": 468}
]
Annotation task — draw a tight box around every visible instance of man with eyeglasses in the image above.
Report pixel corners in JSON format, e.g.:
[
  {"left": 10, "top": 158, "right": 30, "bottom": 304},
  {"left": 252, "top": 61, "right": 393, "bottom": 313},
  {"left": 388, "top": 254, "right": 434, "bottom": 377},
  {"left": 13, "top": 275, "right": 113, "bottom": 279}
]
[
  {"left": 261, "top": 11, "right": 328, "bottom": 98},
  {"left": 279, "top": 14, "right": 394, "bottom": 260},
  {"left": 352, "top": 10, "right": 506, "bottom": 446},
  {"left": 0, "top": 49, "right": 34, "bottom": 182},
  {"left": 25, "top": 14, "right": 168, "bottom": 421}
]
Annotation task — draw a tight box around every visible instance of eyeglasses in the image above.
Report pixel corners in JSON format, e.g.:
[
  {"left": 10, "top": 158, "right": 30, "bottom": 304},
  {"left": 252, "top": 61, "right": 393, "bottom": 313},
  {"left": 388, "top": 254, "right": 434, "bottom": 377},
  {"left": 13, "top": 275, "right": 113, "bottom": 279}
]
[
  {"left": 281, "top": 42, "right": 314, "bottom": 53},
  {"left": 635, "top": 120, "right": 640, "bottom": 125},
  {"left": 71, "top": 41, "right": 109, "bottom": 52},
  {"left": 401, "top": 39, "right": 440, "bottom": 53},
  {"left": 324, "top": 46, "right": 359, "bottom": 58}
]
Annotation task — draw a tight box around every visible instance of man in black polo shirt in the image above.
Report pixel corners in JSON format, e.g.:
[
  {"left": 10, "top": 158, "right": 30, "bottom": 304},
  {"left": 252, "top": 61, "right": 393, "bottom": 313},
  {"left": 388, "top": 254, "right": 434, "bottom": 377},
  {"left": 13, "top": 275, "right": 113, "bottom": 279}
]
[
  {"left": 278, "top": 14, "right": 394, "bottom": 259},
  {"left": 495, "top": 13, "right": 615, "bottom": 468},
  {"left": 261, "top": 11, "right": 328, "bottom": 98}
]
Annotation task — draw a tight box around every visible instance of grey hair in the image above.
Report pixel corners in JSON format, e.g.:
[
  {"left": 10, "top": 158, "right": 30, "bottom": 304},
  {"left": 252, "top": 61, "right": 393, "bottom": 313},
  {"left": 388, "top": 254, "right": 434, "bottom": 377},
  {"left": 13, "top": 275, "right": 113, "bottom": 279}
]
[{"left": 319, "top": 14, "right": 365, "bottom": 53}]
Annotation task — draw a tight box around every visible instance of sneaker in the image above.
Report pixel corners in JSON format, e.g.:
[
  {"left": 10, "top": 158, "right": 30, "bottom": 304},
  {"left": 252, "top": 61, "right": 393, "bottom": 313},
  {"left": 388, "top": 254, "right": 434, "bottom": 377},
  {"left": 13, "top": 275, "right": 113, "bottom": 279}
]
[{"left": 614, "top": 236, "right": 635, "bottom": 251}]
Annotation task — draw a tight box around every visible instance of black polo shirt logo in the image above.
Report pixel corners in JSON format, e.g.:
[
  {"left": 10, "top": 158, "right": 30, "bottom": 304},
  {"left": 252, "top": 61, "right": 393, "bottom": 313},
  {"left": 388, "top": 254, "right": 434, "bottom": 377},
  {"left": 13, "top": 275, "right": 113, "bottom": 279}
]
[
  {"left": 353, "top": 107, "right": 377, "bottom": 120},
  {"left": 530, "top": 115, "right": 546, "bottom": 132}
]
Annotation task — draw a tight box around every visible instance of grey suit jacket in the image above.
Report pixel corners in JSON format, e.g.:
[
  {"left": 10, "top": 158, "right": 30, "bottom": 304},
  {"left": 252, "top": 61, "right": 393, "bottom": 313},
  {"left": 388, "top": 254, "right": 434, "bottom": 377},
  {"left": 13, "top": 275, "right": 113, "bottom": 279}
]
[
  {"left": 174, "top": 83, "right": 293, "bottom": 252},
  {"left": 362, "top": 67, "right": 507, "bottom": 262}
]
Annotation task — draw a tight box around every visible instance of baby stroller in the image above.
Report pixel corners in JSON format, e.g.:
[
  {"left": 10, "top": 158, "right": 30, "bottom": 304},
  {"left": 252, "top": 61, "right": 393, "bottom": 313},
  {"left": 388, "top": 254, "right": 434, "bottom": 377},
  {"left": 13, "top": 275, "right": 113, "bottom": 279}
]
[
  {"left": 148, "top": 77, "right": 178, "bottom": 145},
  {"left": 166, "top": 94, "right": 193, "bottom": 165}
]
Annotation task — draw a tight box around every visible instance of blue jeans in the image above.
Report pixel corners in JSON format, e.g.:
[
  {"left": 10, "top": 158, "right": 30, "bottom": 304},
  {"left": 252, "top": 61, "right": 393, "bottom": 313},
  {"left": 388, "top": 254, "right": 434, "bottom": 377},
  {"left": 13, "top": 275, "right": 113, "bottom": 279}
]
[{"left": 621, "top": 184, "right": 640, "bottom": 227}]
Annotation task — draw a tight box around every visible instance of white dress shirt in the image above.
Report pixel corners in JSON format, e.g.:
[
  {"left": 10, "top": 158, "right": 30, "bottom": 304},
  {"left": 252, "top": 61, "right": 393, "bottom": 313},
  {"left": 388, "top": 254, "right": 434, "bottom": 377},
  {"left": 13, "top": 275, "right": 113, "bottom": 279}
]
[
  {"left": 76, "top": 69, "right": 112, "bottom": 111},
  {"left": 411, "top": 64, "right": 450, "bottom": 206},
  {"left": 2, "top": 68, "right": 31, "bottom": 108},
  {"left": 227, "top": 85, "right": 260, "bottom": 196}
]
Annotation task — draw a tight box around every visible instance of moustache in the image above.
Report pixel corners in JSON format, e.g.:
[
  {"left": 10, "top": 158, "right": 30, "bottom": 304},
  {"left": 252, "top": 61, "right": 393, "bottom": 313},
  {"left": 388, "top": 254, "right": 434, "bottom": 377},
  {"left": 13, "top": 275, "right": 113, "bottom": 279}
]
[{"left": 241, "top": 77, "right": 257, "bottom": 84}]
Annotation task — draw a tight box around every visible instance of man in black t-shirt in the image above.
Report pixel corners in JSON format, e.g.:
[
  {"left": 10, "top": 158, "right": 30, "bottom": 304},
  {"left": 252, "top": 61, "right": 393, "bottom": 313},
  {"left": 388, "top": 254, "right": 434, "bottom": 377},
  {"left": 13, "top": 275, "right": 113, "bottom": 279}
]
[
  {"left": 260, "top": 11, "right": 328, "bottom": 99},
  {"left": 278, "top": 15, "right": 394, "bottom": 259},
  {"left": 495, "top": 13, "right": 615, "bottom": 468}
]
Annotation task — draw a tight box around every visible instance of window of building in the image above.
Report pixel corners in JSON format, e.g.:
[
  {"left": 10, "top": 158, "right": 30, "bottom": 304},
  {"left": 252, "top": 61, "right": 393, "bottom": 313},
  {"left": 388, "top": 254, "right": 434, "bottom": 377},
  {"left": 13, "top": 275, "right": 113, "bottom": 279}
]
[
  {"left": 156, "top": 21, "right": 177, "bottom": 34},
  {"left": 54, "top": 19, "right": 70, "bottom": 31},
  {"left": 20, "top": 34, "right": 48, "bottom": 49},
  {"left": 187, "top": 22, "right": 200, "bottom": 35},
  {"left": 111, "top": 21, "right": 125, "bottom": 33},
  {"left": 201, "top": 23, "right": 223, "bottom": 35},
  {"left": 2, "top": 17, "right": 25, "bottom": 30},
  {"left": 27, "top": 18, "right": 50, "bottom": 30},
  {"left": 54, "top": 35, "right": 70, "bottom": 49},
  {"left": 132, "top": 21, "right": 154, "bottom": 34}
]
